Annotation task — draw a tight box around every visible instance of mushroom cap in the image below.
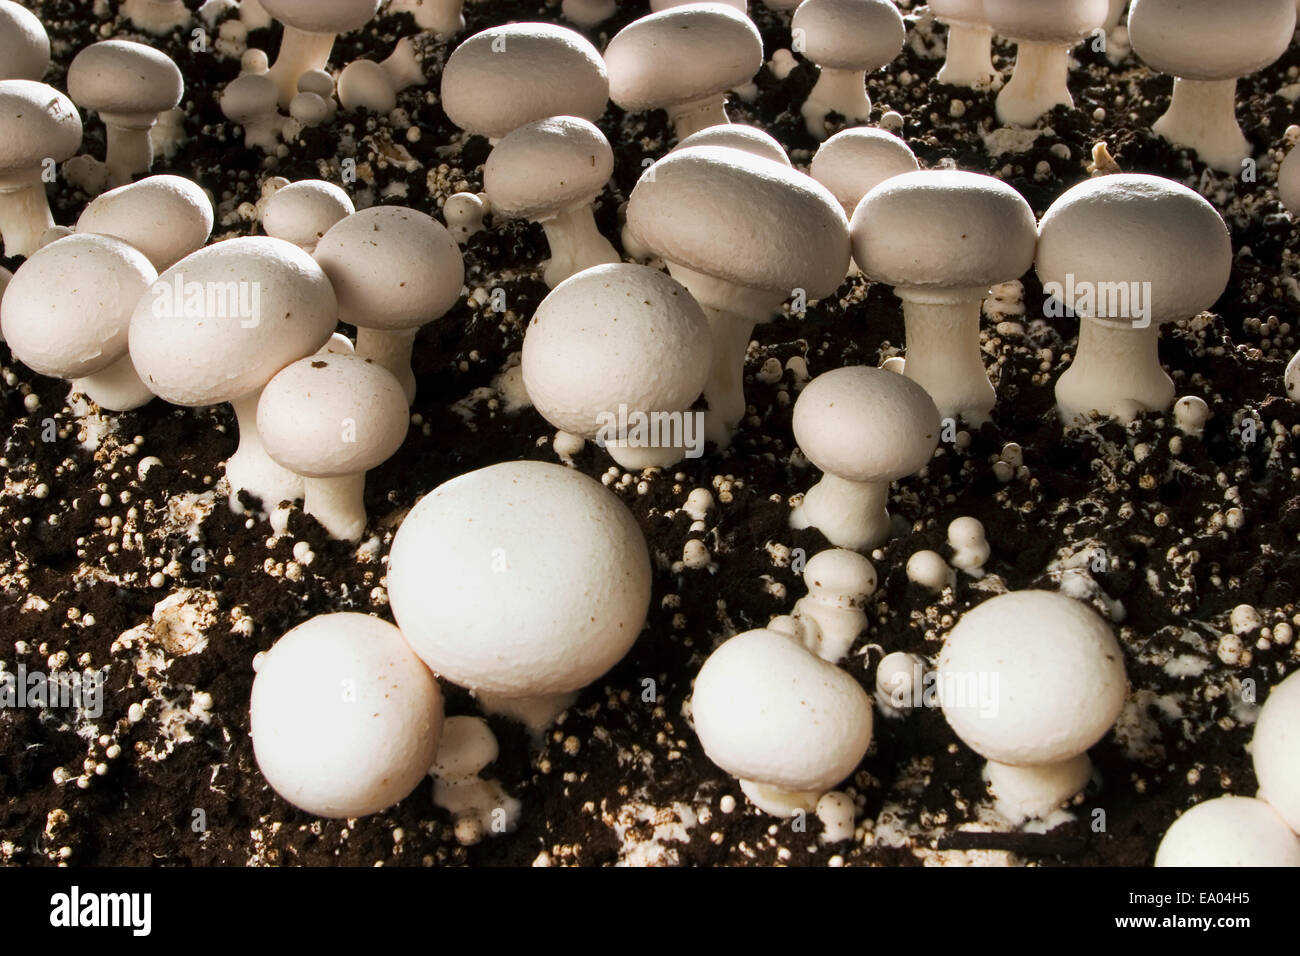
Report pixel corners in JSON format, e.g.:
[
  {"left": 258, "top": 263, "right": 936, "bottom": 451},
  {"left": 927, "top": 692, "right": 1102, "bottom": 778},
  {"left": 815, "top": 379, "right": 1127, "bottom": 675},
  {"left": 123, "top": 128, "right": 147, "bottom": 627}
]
[
  {"left": 938, "top": 590, "right": 1128, "bottom": 766},
  {"left": 1, "top": 233, "right": 157, "bottom": 379},
  {"left": 1155, "top": 796, "right": 1300, "bottom": 867},
  {"left": 521, "top": 263, "right": 711, "bottom": 438},
  {"left": 1281, "top": 146, "right": 1300, "bottom": 217},
  {"left": 262, "top": 179, "right": 355, "bottom": 250},
  {"left": 129, "top": 236, "right": 339, "bottom": 406},
  {"left": 220, "top": 72, "right": 278, "bottom": 123},
  {"left": 67, "top": 39, "right": 184, "bottom": 119},
  {"left": 259, "top": 0, "right": 380, "bottom": 34},
  {"left": 1035, "top": 173, "right": 1232, "bottom": 328},
  {"left": 605, "top": 4, "right": 763, "bottom": 112},
  {"left": 803, "top": 548, "right": 876, "bottom": 602},
  {"left": 792, "top": 365, "right": 941, "bottom": 483},
  {"left": 0, "top": 80, "right": 82, "bottom": 175},
  {"left": 257, "top": 354, "right": 409, "bottom": 478},
  {"left": 249, "top": 612, "right": 443, "bottom": 819},
  {"left": 76, "top": 175, "right": 214, "bottom": 272},
  {"left": 313, "top": 205, "right": 464, "bottom": 333},
  {"left": 692, "top": 628, "right": 874, "bottom": 793},
  {"left": 928, "top": 0, "right": 988, "bottom": 26},
  {"left": 851, "top": 169, "right": 1037, "bottom": 292},
  {"left": 810, "top": 127, "right": 919, "bottom": 214},
  {"left": 337, "top": 59, "right": 396, "bottom": 113},
  {"left": 652, "top": 0, "right": 748, "bottom": 9},
  {"left": 791, "top": 0, "right": 906, "bottom": 71},
  {"left": 1129, "top": 0, "right": 1295, "bottom": 81},
  {"left": 673, "top": 124, "right": 791, "bottom": 167},
  {"left": 387, "top": 460, "right": 653, "bottom": 697},
  {"left": 627, "top": 145, "right": 850, "bottom": 300},
  {"left": 440, "top": 23, "right": 608, "bottom": 140},
  {"left": 1251, "top": 670, "right": 1300, "bottom": 833},
  {"left": 483, "top": 116, "right": 614, "bottom": 221},
  {"left": 0, "top": 0, "right": 51, "bottom": 81},
  {"left": 983, "top": 0, "right": 1110, "bottom": 43}
]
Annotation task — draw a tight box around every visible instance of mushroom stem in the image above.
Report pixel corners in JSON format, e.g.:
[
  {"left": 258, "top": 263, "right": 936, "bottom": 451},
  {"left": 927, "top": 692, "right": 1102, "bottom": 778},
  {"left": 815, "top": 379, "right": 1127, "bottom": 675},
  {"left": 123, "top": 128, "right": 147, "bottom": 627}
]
[
  {"left": 70, "top": 353, "right": 153, "bottom": 411},
  {"left": 791, "top": 472, "right": 891, "bottom": 552},
  {"left": 666, "top": 96, "right": 731, "bottom": 141},
  {"left": 537, "top": 204, "right": 621, "bottom": 289},
  {"left": 266, "top": 26, "right": 337, "bottom": 107},
  {"left": 227, "top": 391, "right": 307, "bottom": 512},
  {"left": 102, "top": 115, "right": 157, "bottom": 188},
  {"left": 984, "top": 754, "right": 1092, "bottom": 824},
  {"left": 303, "top": 472, "right": 368, "bottom": 541},
  {"left": 355, "top": 326, "right": 418, "bottom": 404},
  {"left": 698, "top": 306, "right": 755, "bottom": 448},
  {"left": 897, "top": 287, "right": 995, "bottom": 425},
  {"left": 606, "top": 438, "right": 693, "bottom": 470},
  {"left": 1152, "top": 77, "right": 1249, "bottom": 174},
  {"left": 476, "top": 689, "right": 577, "bottom": 735},
  {"left": 0, "top": 171, "right": 55, "bottom": 259},
  {"left": 1056, "top": 318, "right": 1173, "bottom": 427},
  {"left": 801, "top": 68, "right": 871, "bottom": 139},
  {"left": 739, "top": 778, "right": 824, "bottom": 817},
  {"left": 937, "top": 20, "right": 998, "bottom": 89},
  {"left": 996, "top": 40, "right": 1072, "bottom": 127}
]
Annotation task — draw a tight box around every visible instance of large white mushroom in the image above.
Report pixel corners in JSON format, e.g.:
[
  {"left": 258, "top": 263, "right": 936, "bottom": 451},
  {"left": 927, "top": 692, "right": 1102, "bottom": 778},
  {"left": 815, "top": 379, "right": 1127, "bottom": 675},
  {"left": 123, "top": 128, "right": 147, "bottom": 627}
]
[
  {"left": 75, "top": 174, "right": 213, "bottom": 271},
  {"left": 928, "top": 0, "right": 997, "bottom": 89},
  {"left": 0, "top": 80, "right": 82, "bottom": 259},
  {"left": 1251, "top": 670, "right": 1300, "bottom": 835},
  {"left": 261, "top": 179, "right": 354, "bottom": 253},
  {"left": 809, "top": 127, "right": 918, "bottom": 220},
  {"left": 1154, "top": 796, "right": 1300, "bottom": 867},
  {"left": 260, "top": 0, "right": 381, "bottom": 107},
  {"left": 673, "top": 124, "right": 791, "bottom": 166},
  {"left": 0, "top": 0, "right": 50, "bottom": 81}
]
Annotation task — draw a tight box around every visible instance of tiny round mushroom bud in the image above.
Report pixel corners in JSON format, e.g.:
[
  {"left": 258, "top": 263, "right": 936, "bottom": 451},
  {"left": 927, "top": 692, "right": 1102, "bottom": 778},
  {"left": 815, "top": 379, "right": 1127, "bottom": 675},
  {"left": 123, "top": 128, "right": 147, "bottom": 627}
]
[
  {"left": 791, "top": 366, "right": 941, "bottom": 552},
  {"left": 810, "top": 127, "right": 918, "bottom": 218},
  {"left": 484, "top": 116, "right": 619, "bottom": 288},
  {"left": 2, "top": 234, "right": 157, "bottom": 410},
  {"left": 875, "top": 650, "right": 926, "bottom": 717},
  {"left": 250, "top": 612, "right": 443, "bottom": 819},
  {"left": 313, "top": 206, "right": 464, "bottom": 403},
  {"left": 240, "top": 48, "right": 270, "bottom": 75},
  {"left": 522, "top": 263, "right": 711, "bottom": 469},
  {"left": 75, "top": 174, "right": 214, "bottom": 271},
  {"left": 337, "top": 59, "right": 397, "bottom": 113},
  {"left": 1280, "top": 145, "right": 1300, "bottom": 216},
  {"left": 605, "top": 4, "right": 763, "bottom": 141},
  {"left": 220, "top": 72, "right": 284, "bottom": 150},
  {"left": 938, "top": 590, "right": 1128, "bottom": 824},
  {"left": 258, "top": 354, "right": 408, "bottom": 541},
  {"left": 0, "top": 80, "right": 82, "bottom": 259},
  {"left": 1036, "top": 174, "right": 1232, "bottom": 427},
  {"left": 388, "top": 0, "right": 464, "bottom": 36},
  {"left": 1155, "top": 796, "right": 1300, "bottom": 867},
  {"left": 692, "top": 627, "right": 874, "bottom": 817},
  {"left": 673, "top": 124, "right": 791, "bottom": 166},
  {"left": 443, "top": 192, "right": 486, "bottom": 243},
  {"left": 129, "top": 236, "right": 339, "bottom": 511},
  {"left": 947, "top": 516, "right": 989, "bottom": 577},
  {"left": 906, "top": 549, "right": 954, "bottom": 592},
  {"left": 983, "top": 0, "right": 1109, "bottom": 127},
  {"left": 1172, "top": 395, "right": 1210, "bottom": 437},
  {"left": 262, "top": 179, "right": 354, "bottom": 253},
  {"left": 1129, "top": 0, "right": 1295, "bottom": 172},
  {"left": 791, "top": 548, "right": 876, "bottom": 662},
  {"left": 122, "top": 0, "right": 193, "bottom": 34},
  {"left": 260, "top": 0, "right": 380, "bottom": 107},
  {"left": 929, "top": 0, "right": 997, "bottom": 89},
  {"left": 1251, "top": 670, "right": 1300, "bottom": 834},
  {"left": 0, "top": 0, "right": 51, "bottom": 81},
  {"left": 387, "top": 461, "right": 653, "bottom": 713},
  {"left": 851, "top": 170, "right": 1037, "bottom": 424},
  {"left": 441, "top": 23, "right": 608, "bottom": 142},
  {"left": 792, "top": 0, "right": 906, "bottom": 139},
  {"left": 67, "top": 40, "right": 184, "bottom": 189},
  {"left": 564, "top": 0, "right": 618, "bottom": 28}
]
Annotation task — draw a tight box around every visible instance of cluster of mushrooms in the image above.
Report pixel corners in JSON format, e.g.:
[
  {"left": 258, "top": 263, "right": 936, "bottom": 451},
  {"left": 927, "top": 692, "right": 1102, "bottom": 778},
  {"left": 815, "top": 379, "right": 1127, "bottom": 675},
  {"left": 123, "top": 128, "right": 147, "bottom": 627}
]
[{"left": 2, "top": 0, "right": 1299, "bottom": 863}]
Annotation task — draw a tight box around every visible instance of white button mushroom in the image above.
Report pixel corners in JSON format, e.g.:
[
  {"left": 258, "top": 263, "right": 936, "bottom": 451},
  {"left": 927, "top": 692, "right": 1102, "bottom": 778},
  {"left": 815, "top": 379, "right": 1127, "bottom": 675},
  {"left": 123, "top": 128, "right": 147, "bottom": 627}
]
[
  {"left": 1129, "top": 0, "right": 1296, "bottom": 173},
  {"left": 1280, "top": 144, "right": 1300, "bottom": 217},
  {"left": 789, "top": 548, "right": 876, "bottom": 662},
  {"left": 1155, "top": 796, "right": 1300, "bottom": 867},
  {"left": 1251, "top": 670, "right": 1300, "bottom": 835},
  {"left": 387, "top": 461, "right": 653, "bottom": 724},
  {"left": 791, "top": 0, "right": 906, "bottom": 139},
  {"left": 260, "top": 0, "right": 380, "bottom": 107},
  {"left": 2, "top": 234, "right": 157, "bottom": 411},
  {"left": 336, "top": 59, "right": 397, "bottom": 114},
  {"left": 851, "top": 170, "right": 1038, "bottom": 424},
  {"left": 250, "top": 612, "right": 444, "bottom": 819},
  {"left": 0, "top": 80, "right": 82, "bottom": 259},
  {"left": 483, "top": 116, "right": 620, "bottom": 288},
  {"left": 1287, "top": 350, "right": 1300, "bottom": 403},
  {"left": 75, "top": 174, "right": 214, "bottom": 271},
  {"left": 627, "top": 145, "right": 850, "bottom": 446},
  {"left": 128, "top": 236, "right": 339, "bottom": 511},
  {"left": 809, "top": 126, "right": 918, "bottom": 219},
  {"left": 0, "top": 0, "right": 50, "bottom": 81},
  {"left": 906, "top": 549, "right": 955, "bottom": 592},
  {"left": 122, "top": 0, "right": 192, "bottom": 34},
  {"left": 67, "top": 40, "right": 184, "bottom": 189},
  {"left": 313, "top": 206, "right": 464, "bottom": 403},
  {"left": 947, "top": 516, "right": 989, "bottom": 577},
  {"left": 261, "top": 179, "right": 354, "bottom": 253},
  {"left": 875, "top": 650, "right": 926, "bottom": 717},
  {"left": 388, "top": 0, "right": 464, "bottom": 36},
  {"left": 521, "top": 263, "right": 711, "bottom": 469},
  {"left": 1036, "top": 174, "right": 1232, "bottom": 427},
  {"left": 691, "top": 627, "right": 874, "bottom": 816},
  {"left": 257, "top": 354, "right": 409, "bottom": 541},
  {"left": 604, "top": 4, "right": 763, "bottom": 141},
  {"left": 1172, "top": 395, "right": 1210, "bottom": 437},
  {"left": 442, "top": 191, "right": 487, "bottom": 243},
  {"left": 791, "top": 365, "right": 941, "bottom": 551},
  {"left": 938, "top": 590, "right": 1128, "bottom": 824},
  {"left": 983, "top": 0, "right": 1109, "bottom": 127},
  {"left": 929, "top": 0, "right": 997, "bottom": 90},
  {"left": 672, "top": 123, "right": 791, "bottom": 167},
  {"left": 220, "top": 72, "right": 285, "bottom": 151}
]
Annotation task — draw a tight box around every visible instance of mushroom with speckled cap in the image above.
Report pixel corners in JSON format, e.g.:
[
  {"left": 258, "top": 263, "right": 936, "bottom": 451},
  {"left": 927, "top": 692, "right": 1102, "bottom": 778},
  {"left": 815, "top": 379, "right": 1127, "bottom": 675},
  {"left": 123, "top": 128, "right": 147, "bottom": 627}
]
[
  {"left": 851, "top": 169, "right": 1037, "bottom": 424},
  {"left": 2, "top": 233, "right": 158, "bottom": 410},
  {"left": 1035, "top": 173, "right": 1232, "bottom": 427},
  {"left": 810, "top": 127, "right": 918, "bottom": 218},
  {"left": 929, "top": 0, "right": 997, "bottom": 89},
  {"left": 261, "top": 179, "right": 354, "bottom": 253},
  {"left": 673, "top": 124, "right": 791, "bottom": 166},
  {"left": 312, "top": 206, "right": 464, "bottom": 404},
  {"left": 483, "top": 116, "right": 620, "bottom": 288},
  {"left": 790, "top": 365, "right": 940, "bottom": 551},
  {"left": 0, "top": 80, "right": 82, "bottom": 259},
  {"left": 604, "top": 4, "right": 763, "bottom": 141},
  {"left": 1155, "top": 796, "right": 1300, "bottom": 866},
  {"left": 260, "top": 0, "right": 380, "bottom": 106},
  {"left": 627, "top": 145, "right": 850, "bottom": 447},
  {"left": 1251, "top": 670, "right": 1300, "bottom": 835},
  {"left": 792, "top": 0, "right": 906, "bottom": 139},
  {"left": 76, "top": 175, "right": 213, "bottom": 271},
  {"left": 0, "top": 0, "right": 50, "bottom": 80},
  {"left": 128, "top": 236, "right": 339, "bottom": 511}
]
